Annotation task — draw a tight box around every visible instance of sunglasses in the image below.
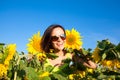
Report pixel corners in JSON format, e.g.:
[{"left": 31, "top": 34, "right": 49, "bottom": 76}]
[{"left": 51, "top": 34, "right": 66, "bottom": 41}]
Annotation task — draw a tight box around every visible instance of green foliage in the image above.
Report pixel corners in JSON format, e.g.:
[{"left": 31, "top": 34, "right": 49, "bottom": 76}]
[
  {"left": 50, "top": 73, "right": 67, "bottom": 80},
  {"left": 96, "top": 39, "right": 120, "bottom": 60},
  {"left": 0, "top": 39, "right": 120, "bottom": 80},
  {"left": 0, "top": 43, "right": 5, "bottom": 50},
  {"left": 46, "top": 53, "right": 58, "bottom": 59},
  {"left": 24, "top": 67, "right": 39, "bottom": 80}
]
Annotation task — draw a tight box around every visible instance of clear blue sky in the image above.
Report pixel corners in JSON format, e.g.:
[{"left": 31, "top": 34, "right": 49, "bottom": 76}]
[{"left": 0, "top": 0, "right": 120, "bottom": 53}]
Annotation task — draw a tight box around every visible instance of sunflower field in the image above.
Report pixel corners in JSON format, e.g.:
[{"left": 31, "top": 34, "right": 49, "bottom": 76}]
[{"left": 0, "top": 28, "right": 120, "bottom": 80}]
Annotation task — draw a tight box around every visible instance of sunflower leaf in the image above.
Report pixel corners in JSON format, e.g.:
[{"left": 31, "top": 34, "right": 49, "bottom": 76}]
[
  {"left": 102, "top": 53, "right": 107, "bottom": 60},
  {"left": 115, "top": 43, "right": 120, "bottom": 52},
  {"left": 0, "top": 43, "right": 5, "bottom": 51},
  {"left": 51, "top": 73, "right": 67, "bottom": 80},
  {"left": 46, "top": 53, "right": 58, "bottom": 59}
]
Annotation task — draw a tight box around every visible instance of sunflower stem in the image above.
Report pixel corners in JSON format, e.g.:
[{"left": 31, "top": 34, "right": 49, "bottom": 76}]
[{"left": 14, "top": 55, "right": 20, "bottom": 80}]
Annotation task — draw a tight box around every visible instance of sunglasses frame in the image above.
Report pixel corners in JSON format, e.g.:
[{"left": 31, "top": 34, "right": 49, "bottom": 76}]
[{"left": 51, "top": 34, "right": 66, "bottom": 41}]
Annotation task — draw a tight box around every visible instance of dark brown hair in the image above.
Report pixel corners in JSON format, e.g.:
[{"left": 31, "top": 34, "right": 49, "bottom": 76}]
[{"left": 40, "top": 24, "right": 66, "bottom": 53}]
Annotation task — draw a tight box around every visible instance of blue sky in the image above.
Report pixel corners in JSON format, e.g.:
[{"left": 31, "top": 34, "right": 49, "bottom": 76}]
[{"left": 0, "top": 0, "right": 120, "bottom": 53}]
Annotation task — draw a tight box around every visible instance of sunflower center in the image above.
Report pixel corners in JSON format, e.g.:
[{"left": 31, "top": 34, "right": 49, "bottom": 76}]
[{"left": 67, "top": 36, "right": 76, "bottom": 45}]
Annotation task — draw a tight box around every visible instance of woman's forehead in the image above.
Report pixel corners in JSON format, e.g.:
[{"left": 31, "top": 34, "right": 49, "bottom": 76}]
[{"left": 51, "top": 27, "right": 64, "bottom": 36}]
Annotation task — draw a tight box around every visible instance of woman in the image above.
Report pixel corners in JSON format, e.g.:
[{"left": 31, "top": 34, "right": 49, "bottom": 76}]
[{"left": 41, "top": 24, "right": 97, "bottom": 69}]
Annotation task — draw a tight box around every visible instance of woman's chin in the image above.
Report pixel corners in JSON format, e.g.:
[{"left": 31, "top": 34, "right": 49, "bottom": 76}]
[{"left": 56, "top": 47, "right": 64, "bottom": 51}]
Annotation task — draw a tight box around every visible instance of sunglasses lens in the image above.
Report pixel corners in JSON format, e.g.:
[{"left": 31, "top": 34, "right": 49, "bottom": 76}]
[
  {"left": 51, "top": 34, "right": 66, "bottom": 41},
  {"left": 60, "top": 35, "right": 66, "bottom": 40},
  {"left": 51, "top": 36, "right": 59, "bottom": 41}
]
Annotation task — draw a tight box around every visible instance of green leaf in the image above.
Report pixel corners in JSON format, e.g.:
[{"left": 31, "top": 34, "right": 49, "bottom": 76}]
[
  {"left": 17, "top": 69, "right": 26, "bottom": 79},
  {"left": 102, "top": 53, "right": 107, "bottom": 60},
  {"left": 19, "top": 60, "right": 27, "bottom": 69},
  {"left": 39, "top": 76, "right": 51, "bottom": 80},
  {"left": 1, "top": 46, "right": 9, "bottom": 63},
  {"left": 24, "top": 67, "right": 39, "bottom": 80},
  {"left": 0, "top": 43, "right": 5, "bottom": 51},
  {"left": 0, "top": 52, "right": 3, "bottom": 63},
  {"left": 46, "top": 53, "right": 58, "bottom": 59},
  {"left": 97, "top": 74, "right": 107, "bottom": 79},
  {"left": 116, "top": 43, "right": 120, "bottom": 52},
  {"left": 58, "top": 63, "right": 75, "bottom": 76},
  {"left": 116, "top": 52, "right": 120, "bottom": 59},
  {"left": 45, "top": 65, "right": 54, "bottom": 72},
  {"left": 51, "top": 73, "right": 67, "bottom": 80}
]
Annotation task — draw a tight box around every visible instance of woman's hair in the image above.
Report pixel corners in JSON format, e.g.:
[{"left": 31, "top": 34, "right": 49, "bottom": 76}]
[{"left": 40, "top": 24, "right": 66, "bottom": 53}]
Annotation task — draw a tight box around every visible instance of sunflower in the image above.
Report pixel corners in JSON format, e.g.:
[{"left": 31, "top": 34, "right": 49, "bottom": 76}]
[
  {"left": 0, "top": 64, "right": 8, "bottom": 79},
  {"left": 36, "top": 53, "right": 46, "bottom": 62},
  {"left": 4, "top": 44, "right": 16, "bottom": 67},
  {"left": 92, "top": 47, "right": 101, "bottom": 63},
  {"left": 65, "top": 28, "right": 83, "bottom": 50},
  {"left": 27, "top": 31, "right": 43, "bottom": 54}
]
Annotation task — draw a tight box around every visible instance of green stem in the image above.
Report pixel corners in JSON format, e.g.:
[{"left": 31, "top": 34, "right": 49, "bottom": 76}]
[{"left": 14, "top": 55, "right": 20, "bottom": 80}]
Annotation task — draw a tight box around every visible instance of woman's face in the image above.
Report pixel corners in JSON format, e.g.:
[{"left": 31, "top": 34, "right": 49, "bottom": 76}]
[{"left": 51, "top": 27, "right": 66, "bottom": 51}]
